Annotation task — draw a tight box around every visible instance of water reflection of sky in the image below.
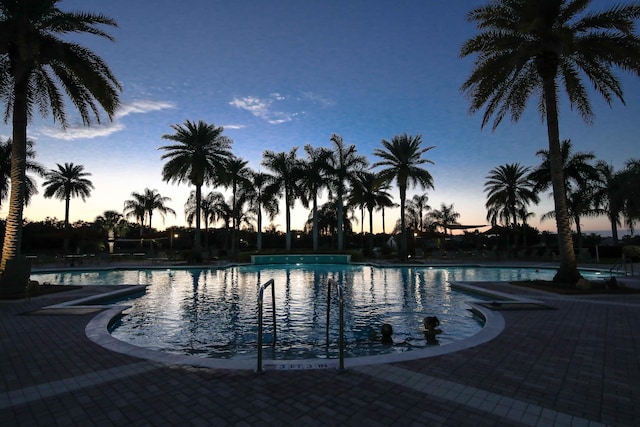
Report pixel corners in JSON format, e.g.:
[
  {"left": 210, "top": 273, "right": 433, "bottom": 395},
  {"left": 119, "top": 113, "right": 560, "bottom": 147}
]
[{"left": 31, "top": 265, "right": 603, "bottom": 360}]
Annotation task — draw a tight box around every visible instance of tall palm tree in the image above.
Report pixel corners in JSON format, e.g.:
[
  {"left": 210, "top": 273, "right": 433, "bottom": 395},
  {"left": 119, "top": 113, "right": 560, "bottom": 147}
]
[
  {"left": 349, "top": 171, "right": 392, "bottom": 252},
  {"left": 220, "top": 156, "right": 251, "bottom": 258},
  {"left": 619, "top": 159, "right": 640, "bottom": 231},
  {"left": 461, "top": 0, "right": 640, "bottom": 284},
  {"left": 160, "top": 120, "right": 232, "bottom": 250},
  {"left": 375, "top": 181, "right": 396, "bottom": 235},
  {"left": 243, "top": 171, "right": 279, "bottom": 252},
  {"left": 592, "top": 162, "right": 624, "bottom": 244},
  {"left": 122, "top": 193, "right": 146, "bottom": 236},
  {"left": 262, "top": 148, "right": 302, "bottom": 251},
  {"left": 410, "top": 194, "right": 431, "bottom": 232},
  {"left": 0, "top": 1, "right": 121, "bottom": 272},
  {"left": 529, "top": 139, "right": 600, "bottom": 249},
  {"left": 0, "top": 138, "right": 45, "bottom": 208},
  {"left": 484, "top": 163, "right": 539, "bottom": 228},
  {"left": 42, "top": 162, "right": 93, "bottom": 252},
  {"left": 299, "top": 145, "right": 331, "bottom": 252},
  {"left": 326, "top": 134, "right": 368, "bottom": 251},
  {"left": 373, "top": 133, "right": 435, "bottom": 260}
]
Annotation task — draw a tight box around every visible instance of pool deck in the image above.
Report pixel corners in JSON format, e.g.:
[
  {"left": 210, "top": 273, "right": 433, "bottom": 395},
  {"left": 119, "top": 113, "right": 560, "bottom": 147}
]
[{"left": 2, "top": 263, "right": 640, "bottom": 426}]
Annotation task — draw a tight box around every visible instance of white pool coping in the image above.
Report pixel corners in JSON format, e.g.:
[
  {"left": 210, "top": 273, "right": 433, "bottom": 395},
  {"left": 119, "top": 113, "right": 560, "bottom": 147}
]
[{"left": 73, "top": 282, "right": 518, "bottom": 371}]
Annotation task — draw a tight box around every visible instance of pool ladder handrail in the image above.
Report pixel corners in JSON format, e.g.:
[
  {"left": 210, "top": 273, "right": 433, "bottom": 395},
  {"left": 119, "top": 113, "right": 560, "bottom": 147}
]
[
  {"left": 326, "top": 278, "right": 346, "bottom": 371},
  {"left": 256, "top": 278, "right": 276, "bottom": 373}
]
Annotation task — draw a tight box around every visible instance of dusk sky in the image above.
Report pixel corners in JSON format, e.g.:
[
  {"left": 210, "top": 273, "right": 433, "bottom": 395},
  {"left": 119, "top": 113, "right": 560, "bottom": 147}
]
[{"left": 1, "top": 0, "right": 639, "bottom": 236}]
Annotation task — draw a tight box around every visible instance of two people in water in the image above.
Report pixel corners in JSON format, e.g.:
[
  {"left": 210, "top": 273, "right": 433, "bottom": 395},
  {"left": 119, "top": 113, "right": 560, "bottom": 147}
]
[{"left": 376, "top": 315, "right": 442, "bottom": 345}]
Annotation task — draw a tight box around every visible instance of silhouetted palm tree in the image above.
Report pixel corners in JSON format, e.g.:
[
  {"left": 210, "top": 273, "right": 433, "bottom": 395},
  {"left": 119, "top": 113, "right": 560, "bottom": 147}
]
[
  {"left": 326, "top": 134, "right": 368, "bottom": 251},
  {"left": 124, "top": 189, "right": 175, "bottom": 238},
  {"left": 243, "top": 171, "right": 279, "bottom": 252},
  {"left": 461, "top": 0, "right": 640, "bottom": 284},
  {"left": 349, "top": 170, "right": 390, "bottom": 252},
  {"left": 428, "top": 203, "right": 461, "bottom": 237},
  {"left": 592, "top": 162, "right": 624, "bottom": 244},
  {"left": 530, "top": 140, "right": 599, "bottom": 249},
  {"left": 160, "top": 120, "right": 232, "bottom": 250},
  {"left": 373, "top": 133, "right": 435, "bottom": 260},
  {"left": 221, "top": 156, "right": 251, "bottom": 258},
  {"left": 43, "top": 163, "right": 94, "bottom": 252},
  {"left": 262, "top": 148, "right": 302, "bottom": 251},
  {"left": 0, "top": 1, "right": 121, "bottom": 271},
  {"left": 299, "top": 145, "right": 331, "bottom": 252},
  {"left": 484, "top": 163, "right": 539, "bottom": 228},
  {"left": 618, "top": 159, "right": 640, "bottom": 231},
  {"left": 0, "top": 139, "right": 45, "bottom": 208},
  {"left": 94, "top": 210, "right": 128, "bottom": 253}
]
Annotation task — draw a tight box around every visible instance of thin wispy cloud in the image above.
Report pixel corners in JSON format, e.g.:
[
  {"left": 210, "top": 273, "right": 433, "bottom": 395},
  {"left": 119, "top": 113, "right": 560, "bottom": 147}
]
[
  {"left": 41, "top": 99, "right": 175, "bottom": 140},
  {"left": 229, "top": 94, "right": 296, "bottom": 125}
]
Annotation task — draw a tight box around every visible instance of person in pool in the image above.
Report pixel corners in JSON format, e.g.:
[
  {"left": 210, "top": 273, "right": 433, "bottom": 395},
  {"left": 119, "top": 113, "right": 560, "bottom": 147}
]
[
  {"left": 381, "top": 323, "right": 393, "bottom": 344},
  {"left": 423, "top": 316, "right": 442, "bottom": 344}
]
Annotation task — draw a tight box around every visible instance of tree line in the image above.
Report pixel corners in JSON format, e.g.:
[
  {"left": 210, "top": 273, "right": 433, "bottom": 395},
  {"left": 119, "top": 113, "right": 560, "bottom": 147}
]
[{"left": 1, "top": 0, "right": 640, "bottom": 286}]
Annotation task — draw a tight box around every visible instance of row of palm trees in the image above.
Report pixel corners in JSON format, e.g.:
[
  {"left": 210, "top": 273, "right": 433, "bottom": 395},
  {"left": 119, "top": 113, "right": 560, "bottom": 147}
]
[
  {"left": 2, "top": 0, "right": 640, "bottom": 286},
  {"left": 484, "top": 140, "right": 640, "bottom": 249},
  {"left": 155, "top": 126, "right": 434, "bottom": 260}
]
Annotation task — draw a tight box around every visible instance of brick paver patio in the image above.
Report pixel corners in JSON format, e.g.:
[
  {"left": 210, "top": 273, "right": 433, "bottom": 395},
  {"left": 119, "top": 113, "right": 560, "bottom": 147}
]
[{"left": 1, "top": 271, "right": 639, "bottom": 426}]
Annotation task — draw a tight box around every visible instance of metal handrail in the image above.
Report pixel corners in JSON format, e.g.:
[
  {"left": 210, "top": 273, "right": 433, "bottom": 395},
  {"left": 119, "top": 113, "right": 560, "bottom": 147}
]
[
  {"left": 610, "top": 256, "right": 631, "bottom": 277},
  {"left": 326, "top": 278, "right": 345, "bottom": 371},
  {"left": 256, "top": 278, "right": 276, "bottom": 373}
]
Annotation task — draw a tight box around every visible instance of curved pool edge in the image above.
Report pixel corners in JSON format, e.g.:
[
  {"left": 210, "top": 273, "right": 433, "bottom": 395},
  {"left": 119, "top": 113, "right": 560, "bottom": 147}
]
[{"left": 83, "top": 282, "right": 509, "bottom": 371}]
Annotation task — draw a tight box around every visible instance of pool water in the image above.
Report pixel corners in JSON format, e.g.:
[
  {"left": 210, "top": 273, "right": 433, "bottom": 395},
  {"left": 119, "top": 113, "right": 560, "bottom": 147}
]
[{"left": 31, "top": 265, "right": 606, "bottom": 361}]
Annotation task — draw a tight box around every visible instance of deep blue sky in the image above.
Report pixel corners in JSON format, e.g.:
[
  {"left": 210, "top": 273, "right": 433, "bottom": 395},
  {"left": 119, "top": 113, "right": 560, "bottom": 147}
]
[{"left": 2, "top": 0, "right": 638, "bottom": 235}]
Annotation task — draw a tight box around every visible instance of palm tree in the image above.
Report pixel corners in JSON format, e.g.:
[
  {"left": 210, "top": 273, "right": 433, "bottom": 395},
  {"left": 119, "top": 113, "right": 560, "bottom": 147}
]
[
  {"left": 262, "top": 148, "right": 302, "bottom": 251},
  {"left": 461, "top": 0, "right": 640, "bottom": 284},
  {"left": 529, "top": 140, "right": 600, "bottom": 249},
  {"left": 484, "top": 163, "right": 539, "bottom": 228},
  {"left": 123, "top": 192, "right": 147, "bottom": 236},
  {"left": 619, "top": 159, "right": 640, "bottom": 231},
  {"left": 375, "top": 181, "right": 396, "bottom": 235},
  {"left": 299, "top": 145, "right": 331, "bottom": 252},
  {"left": 124, "top": 189, "right": 175, "bottom": 237},
  {"left": 428, "top": 203, "right": 461, "bottom": 237},
  {"left": 0, "top": 1, "right": 121, "bottom": 272},
  {"left": 185, "top": 190, "right": 219, "bottom": 249},
  {"left": 410, "top": 194, "right": 431, "bottom": 232},
  {"left": 42, "top": 163, "right": 94, "bottom": 253},
  {"left": 593, "top": 162, "right": 624, "bottom": 244},
  {"left": 0, "top": 138, "right": 45, "bottom": 208},
  {"left": 160, "top": 120, "right": 232, "bottom": 250},
  {"left": 349, "top": 171, "right": 391, "bottom": 252},
  {"left": 94, "top": 210, "right": 128, "bottom": 253},
  {"left": 243, "top": 171, "right": 279, "bottom": 252},
  {"left": 373, "top": 133, "right": 435, "bottom": 260},
  {"left": 220, "top": 156, "right": 251, "bottom": 258},
  {"left": 326, "top": 134, "right": 368, "bottom": 251}
]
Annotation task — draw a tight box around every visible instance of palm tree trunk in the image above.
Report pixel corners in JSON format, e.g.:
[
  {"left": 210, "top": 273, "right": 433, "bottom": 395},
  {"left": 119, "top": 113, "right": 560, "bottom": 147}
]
[
  {"left": 399, "top": 185, "right": 407, "bottom": 260},
  {"left": 194, "top": 185, "right": 202, "bottom": 251},
  {"left": 0, "top": 70, "right": 29, "bottom": 273},
  {"left": 610, "top": 213, "right": 619, "bottom": 245},
  {"left": 368, "top": 207, "right": 374, "bottom": 253},
  {"left": 543, "top": 76, "right": 580, "bottom": 284},
  {"left": 337, "top": 189, "right": 344, "bottom": 251},
  {"left": 63, "top": 195, "right": 71, "bottom": 253},
  {"left": 285, "top": 190, "right": 292, "bottom": 251},
  {"left": 312, "top": 196, "right": 319, "bottom": 252},
  {"left": 256, "top": 205, "right": 263, "bottom": 252}
]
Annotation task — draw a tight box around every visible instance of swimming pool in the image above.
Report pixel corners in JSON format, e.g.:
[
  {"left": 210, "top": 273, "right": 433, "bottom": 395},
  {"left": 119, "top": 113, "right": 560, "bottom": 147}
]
[{"left": 33, "top": 264, "right": 605, "bottom": 363}]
